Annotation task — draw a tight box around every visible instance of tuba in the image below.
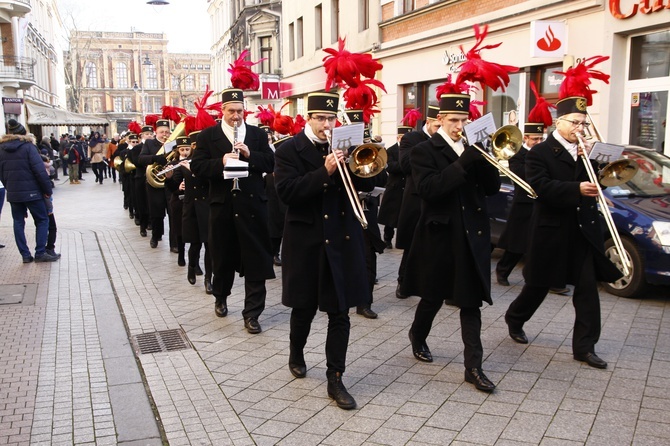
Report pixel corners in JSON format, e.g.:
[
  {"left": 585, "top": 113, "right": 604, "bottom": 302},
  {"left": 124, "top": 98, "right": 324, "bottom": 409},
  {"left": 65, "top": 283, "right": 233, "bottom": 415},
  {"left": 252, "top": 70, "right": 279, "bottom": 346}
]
[
  {"left": 145, "top": 122, "right": 186, "bottom": 188},
  {"left": 123, "top": 157, "right": 136, "bottom": 173}
]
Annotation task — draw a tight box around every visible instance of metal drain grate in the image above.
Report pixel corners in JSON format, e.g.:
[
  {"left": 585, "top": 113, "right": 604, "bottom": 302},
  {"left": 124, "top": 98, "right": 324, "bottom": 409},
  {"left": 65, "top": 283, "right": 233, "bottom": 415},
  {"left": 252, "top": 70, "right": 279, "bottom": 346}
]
[{"left": 132, "top": 329, "right": 192, "bottom": 354}]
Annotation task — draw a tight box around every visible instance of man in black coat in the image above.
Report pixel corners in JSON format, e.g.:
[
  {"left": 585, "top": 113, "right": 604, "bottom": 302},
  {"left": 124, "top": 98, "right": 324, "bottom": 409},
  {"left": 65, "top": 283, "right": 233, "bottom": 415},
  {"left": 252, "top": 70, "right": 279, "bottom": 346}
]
[
  {"left": 378, "top": 126, "right": 412, "bottom": 248},
  {"left": 404, "top": 94, "right": 500, "bottom": 392},
  {"left": 504, "top": 96, "right": 622, "bottom": 369},
  {"left": 495, "top": 122, "right": 544, "bottom": 286},
  {"left": 191, "top": 88, "right": 275, "bottom": 334},
  {"left": 129, "top": 127, "right": 153, "bottom": 236},
  {"left": 395, "top": 105, "right": 441, "bottom": 299},
  {"left": 139, "top": 119, "right": 173, "bottom": 249},
  {"left": 274, "top": 93, "right": 376, "bottom": 410}
]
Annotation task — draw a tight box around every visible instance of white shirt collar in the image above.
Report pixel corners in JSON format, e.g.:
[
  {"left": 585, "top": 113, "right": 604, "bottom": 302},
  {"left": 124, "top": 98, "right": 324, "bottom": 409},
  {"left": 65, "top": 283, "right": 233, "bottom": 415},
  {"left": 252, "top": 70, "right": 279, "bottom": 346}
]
[
  {"left": 553, "top": 129, "right": 578, "bottom": 161},
  {"left": 437, "top": 127, "right": 465, "bottom": 156}
]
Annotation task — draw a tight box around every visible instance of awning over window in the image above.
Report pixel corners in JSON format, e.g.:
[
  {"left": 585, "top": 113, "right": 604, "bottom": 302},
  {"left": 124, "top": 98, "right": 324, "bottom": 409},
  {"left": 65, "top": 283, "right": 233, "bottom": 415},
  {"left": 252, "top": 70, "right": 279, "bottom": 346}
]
[{"left": 25, "top": 102, "right": 109, "bottom": 126}]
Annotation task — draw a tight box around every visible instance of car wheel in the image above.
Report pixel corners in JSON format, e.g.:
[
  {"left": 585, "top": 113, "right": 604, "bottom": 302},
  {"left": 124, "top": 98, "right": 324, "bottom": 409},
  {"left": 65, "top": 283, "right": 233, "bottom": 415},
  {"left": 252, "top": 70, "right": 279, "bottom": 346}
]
[{"left": 601, "top": 237, "right": 646, "bottom": 298}]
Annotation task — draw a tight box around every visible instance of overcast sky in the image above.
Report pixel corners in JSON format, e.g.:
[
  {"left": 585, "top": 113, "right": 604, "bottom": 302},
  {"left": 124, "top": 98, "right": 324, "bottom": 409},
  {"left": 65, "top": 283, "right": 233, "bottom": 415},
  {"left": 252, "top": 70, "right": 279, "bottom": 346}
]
[{"left": 57, "top": 0, "right": 211, "bottom": 54}]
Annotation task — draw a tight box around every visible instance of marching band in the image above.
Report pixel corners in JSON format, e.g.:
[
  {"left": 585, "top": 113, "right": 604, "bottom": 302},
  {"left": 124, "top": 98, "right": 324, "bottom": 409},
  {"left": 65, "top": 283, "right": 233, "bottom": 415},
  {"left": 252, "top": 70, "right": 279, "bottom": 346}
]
[{"left": 102, "top": 25, "right": 626, "bottom": 410}]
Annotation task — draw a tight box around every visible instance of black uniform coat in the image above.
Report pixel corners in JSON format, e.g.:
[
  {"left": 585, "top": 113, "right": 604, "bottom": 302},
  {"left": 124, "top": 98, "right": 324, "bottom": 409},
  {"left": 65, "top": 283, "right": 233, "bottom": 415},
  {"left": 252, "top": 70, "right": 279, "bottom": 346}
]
[
  {"left": 396, "top": 130, "right": 430, "bottom": 249},
  {"left": 403, "top": 133, "right": 501, "bottom": 307},
  {"left": 377, "top": 142, "right": 405, "bottom": 227},
  {"left": 522, "top": 133, "right": 622, "bottom": 287},
  {"left": 497, "top": 146, "right": 534, "bottom": 254},
  {"left": 274, "top": 131, "right": 375, "bottom": 313},
  {"left": 173, "top": 163, "right": 210, "bottom": 244},
  {"left": 191, "top": 123, "right": 275, "bottom": 281}
]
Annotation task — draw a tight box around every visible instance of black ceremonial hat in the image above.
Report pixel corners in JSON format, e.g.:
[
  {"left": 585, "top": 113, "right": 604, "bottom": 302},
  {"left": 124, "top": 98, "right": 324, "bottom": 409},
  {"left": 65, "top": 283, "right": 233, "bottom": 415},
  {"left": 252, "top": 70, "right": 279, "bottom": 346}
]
[
  {"left": 523, "top": 123, "right": 545, "bottom": 135},
  {"left": 127, "top": 133, "right": 139, "bottom": 141},
  {"left": 397, "top": 126, "right": 413, "bottom": 135},
  {"left": 345, "top": 109, "right": 364, "bottom": 124},
  {"left": 307, "top": 92, "right": 339, "bottom": 115},
  {"left": 556, "top": 96, "right": 588, "bottom": 117},
  {"left": 188, "top": 130, "right": 201, "bottom": 145},
  {"left": 439, "top": 94, "right": 470, "bottom": 115},
  {"left": 426, "top": 105, "right": 440, "bottom": 120},
  {"left": 176, "top": 136, "right": 190, "bottom": 147},
  {"left": 155, "top": 119, "right": 170, "bottom": 129},
  {"left": 141, "top": 125, "right": 154, "bottom": 133},
  {"left": 221, "top": 88, "right": 244, "bottom": 106}
]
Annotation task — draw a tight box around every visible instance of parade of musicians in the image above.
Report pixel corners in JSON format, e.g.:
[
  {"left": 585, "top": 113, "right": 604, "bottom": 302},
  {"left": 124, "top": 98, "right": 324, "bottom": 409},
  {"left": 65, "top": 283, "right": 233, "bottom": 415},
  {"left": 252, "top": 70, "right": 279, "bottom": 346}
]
[{"left": 0, "top": 0, "right": 669, "bottom": 445}]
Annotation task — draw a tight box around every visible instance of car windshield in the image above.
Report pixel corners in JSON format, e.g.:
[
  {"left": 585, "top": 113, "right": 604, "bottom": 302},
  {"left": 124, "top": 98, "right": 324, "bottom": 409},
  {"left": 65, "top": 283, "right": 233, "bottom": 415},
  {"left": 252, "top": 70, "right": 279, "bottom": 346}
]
[{"left": 607, "top": 149, "right": 670, "bottom": 198}]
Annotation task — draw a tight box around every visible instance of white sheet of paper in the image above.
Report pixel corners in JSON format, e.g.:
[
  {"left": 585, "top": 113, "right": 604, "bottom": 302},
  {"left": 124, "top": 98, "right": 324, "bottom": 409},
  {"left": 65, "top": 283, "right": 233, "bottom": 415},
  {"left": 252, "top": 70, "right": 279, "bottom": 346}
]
[
  {"left": 331, "top": 123, "right": 365, "bottom": 150},
  {"left": 223, "top": 158, "right": 249, "bottom": 179},
  {"left": 163, "top": 140, "right": 177, "bottom": 154},
  {"left": 463, "top": 112, "right": 497, "bottom": 144},
  {"left": 588, "top": 142, "right": 625, "bottom": 164}
]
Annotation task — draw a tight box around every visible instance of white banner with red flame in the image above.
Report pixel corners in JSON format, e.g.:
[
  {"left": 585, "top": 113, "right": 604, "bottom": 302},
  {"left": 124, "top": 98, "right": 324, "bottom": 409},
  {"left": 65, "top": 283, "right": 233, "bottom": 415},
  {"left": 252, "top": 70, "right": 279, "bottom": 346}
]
[{"left": 530, "top": 21, "right": 566, "bottom": 58}]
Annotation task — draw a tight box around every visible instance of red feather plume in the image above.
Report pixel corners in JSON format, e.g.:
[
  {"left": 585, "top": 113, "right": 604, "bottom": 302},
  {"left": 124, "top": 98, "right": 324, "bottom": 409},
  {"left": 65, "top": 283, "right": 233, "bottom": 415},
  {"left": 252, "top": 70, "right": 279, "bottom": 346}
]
[
  {"left": 255, "top": 105, "right": 275, "bottom": 128},
  {"left": 183, "top": 115, "right": 197, "bottom": 136},
  {"left": 361, "top": 104, "right": 380, "bottom": 124},
  {"left": 455, "top": 24, "right": 519, "bottom": 92},
  {"left": 144, "top": 114, "right": 159, "bottom": 130},
  {"left": 342, "top": 78, "right": 386, "bottom": 110},
  {"left": 469, "top": 100, "right": 486, "bottom": 121},
  {"left": 192, "top": 86, "right": 218, "bottom": 131},
  {"left": 228, "top": 49, "right": 265, "bottom": 91},
  {"left": 272, "top": 102, "right": 294, "bottom": 135},
  {"left": 323, "top": 37, "right": 383, "bottom": 91},
  {"left": 435, "top": 74, "right": 474, "bottom": 99},
  {"left": 401, "top": 108, "right": 422, "bottom": 128},
  {"left": 161, "top": 105, "right": 187, "bottom": 124},
  {"left": 292, "top": 114, "right": 306, "bottom": 135},
  {"left": 128, "top": 121, "right": 142, "bottom": 135},
  {"left": 555, "top": 55, "right": 610, "bottom": 106},
  {"left": 527, "top": 81, "right": 556, "bottom": 127}
]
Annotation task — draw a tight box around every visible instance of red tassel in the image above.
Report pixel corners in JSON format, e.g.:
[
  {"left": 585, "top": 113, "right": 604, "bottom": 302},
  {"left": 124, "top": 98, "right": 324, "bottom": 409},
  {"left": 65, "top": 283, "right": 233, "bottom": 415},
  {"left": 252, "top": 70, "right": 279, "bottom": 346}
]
[
  {"left": 401, "top": 108, "right": 422, "bottom": 127},
  {"left": 228, "top": 49, "right": 265, "bottom": 91},
  {"left": 435, "top": 74, "right": 473, "bottom": 99},
  {"left": 456, "top": 24, "right": 519, "bottom": 92},
  {"left": 128, "top": 121, "right": 142, "bottom": 135},
  {"left": 144, "top": 114, "right": 159, "bottom": 129},
  {"left": 527, "top": 81, "right": 556, "bottom": 127},
  {"left": 255, "top": 105, "right": 275, "bottom": 128},
  {"left": 555, "top": 55, "right": 610, "bottom": 106}
]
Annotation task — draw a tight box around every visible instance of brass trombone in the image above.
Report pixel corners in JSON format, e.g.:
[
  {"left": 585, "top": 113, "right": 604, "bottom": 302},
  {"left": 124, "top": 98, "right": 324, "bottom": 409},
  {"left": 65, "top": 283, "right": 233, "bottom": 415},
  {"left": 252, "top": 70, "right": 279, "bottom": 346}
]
[
  {"left": 463, "top": 125, "right": 538, "bottom": 199},
  {"left": 576, "top": 113, "right": 638, "bottom": 276}
]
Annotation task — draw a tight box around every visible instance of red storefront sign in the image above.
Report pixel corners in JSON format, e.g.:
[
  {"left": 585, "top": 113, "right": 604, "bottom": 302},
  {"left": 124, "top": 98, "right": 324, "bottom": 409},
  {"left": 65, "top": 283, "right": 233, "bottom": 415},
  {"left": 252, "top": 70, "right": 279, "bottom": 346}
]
[
  {"left": 262, "top": 81, "right": 281, "bottom": 100},
  {"left": 610, "top": 0, "right": 670, "bottom": 19}
]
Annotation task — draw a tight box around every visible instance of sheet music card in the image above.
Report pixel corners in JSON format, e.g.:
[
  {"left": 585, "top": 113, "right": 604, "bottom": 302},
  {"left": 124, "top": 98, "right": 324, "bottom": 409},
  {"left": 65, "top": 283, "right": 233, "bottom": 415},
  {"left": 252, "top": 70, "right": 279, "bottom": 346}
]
[
  {"left": 223, "top": 158, "right": 249, "bottom": 179},
  {"left": 163, "top": 140, "right": 177, "bottom": 154},
  {"left": 588, "top": 142, "right": 625, "bottom": 164},
  {"left": 331, "top": 123, "right": 365, "bottom": 150},
  {"left": 463, "top": 112, "right": 497, "bottom": 145}
]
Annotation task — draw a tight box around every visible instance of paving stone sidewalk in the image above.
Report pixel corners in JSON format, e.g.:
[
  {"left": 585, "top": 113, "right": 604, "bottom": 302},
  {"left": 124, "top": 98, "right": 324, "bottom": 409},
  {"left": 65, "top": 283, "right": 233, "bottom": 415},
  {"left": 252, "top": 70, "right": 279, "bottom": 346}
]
[{"left": 0, "top": 174, "right": 669, "bottom": 445}]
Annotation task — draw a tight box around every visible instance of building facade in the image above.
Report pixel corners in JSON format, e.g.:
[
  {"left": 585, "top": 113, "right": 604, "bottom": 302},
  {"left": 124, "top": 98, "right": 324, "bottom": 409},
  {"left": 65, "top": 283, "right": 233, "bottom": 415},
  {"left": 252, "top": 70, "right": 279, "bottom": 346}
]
[
  {"left": 1, "top": 0, "right": 68, "bottom": 139},
  {"left": 208, "top": 0, "right": 283, "bottom": 122},
  {"left": 66, "top": 31, "right": 213, "bottom": 135}
]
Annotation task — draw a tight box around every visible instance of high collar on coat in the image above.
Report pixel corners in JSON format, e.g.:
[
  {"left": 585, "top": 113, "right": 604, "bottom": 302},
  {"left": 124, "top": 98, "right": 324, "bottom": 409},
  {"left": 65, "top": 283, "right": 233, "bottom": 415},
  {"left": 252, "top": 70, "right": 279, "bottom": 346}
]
[
  {"left": 294, "top": 131, "right": 328, "bottom": 171},
  {"left": 430, "top": 131, "right": 461, "bottom": 164},
  {"left": 545, "top": 132, "right": 577, "bottom": 168}
]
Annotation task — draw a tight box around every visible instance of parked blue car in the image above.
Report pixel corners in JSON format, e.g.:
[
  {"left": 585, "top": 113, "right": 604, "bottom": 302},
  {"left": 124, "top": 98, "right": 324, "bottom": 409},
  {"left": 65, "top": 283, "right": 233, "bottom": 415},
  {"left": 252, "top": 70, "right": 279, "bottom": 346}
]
[{"left": 488, "top": 146, "right": 670, "bottom": 298}]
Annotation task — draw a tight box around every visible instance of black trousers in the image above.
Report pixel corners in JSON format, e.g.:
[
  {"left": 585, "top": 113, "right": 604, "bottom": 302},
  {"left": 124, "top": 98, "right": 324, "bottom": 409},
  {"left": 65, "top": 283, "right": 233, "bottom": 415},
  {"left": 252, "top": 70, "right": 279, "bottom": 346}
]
[
  {"left": 290, "top": 306, "right": 350, "bottom": 375},
  {"left": 397, "top": 248, "right": 410, "bottom": 285},
  {"left": 383, "top": 225, "right": 395, "bottom": 242},
  {"left": 496, "top": 251, "right": 524, "bottom": 279},
  {"left": 214, "top": 269, "right": 266, "bottom": 320},
  {"left": 188, "top": 242, "right": 211, "bottom": 278},
  {"left": 410, "top": 299, "right": 484, "bottom": 369},
  {"left": 505, "top": 249, "right": 600, "bottom": 355},
  {"left": 133, "top": 178, "right": 149, "bottom": 230},
  {"left": 146, "top": 186, "right": 168, "bottom": 241}
]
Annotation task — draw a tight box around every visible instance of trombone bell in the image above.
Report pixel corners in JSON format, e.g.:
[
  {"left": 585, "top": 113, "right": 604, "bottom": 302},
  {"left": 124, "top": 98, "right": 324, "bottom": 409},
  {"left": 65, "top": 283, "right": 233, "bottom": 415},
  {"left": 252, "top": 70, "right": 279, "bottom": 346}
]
[
  {"left": 348, "top": 143, "right": 387, "bottom": 178},
  {"left": 599, "top": 159, "right": 639, "bottom": 187},
  {"left": 491, "top": 125, "right": 523, "bottom": 161}
]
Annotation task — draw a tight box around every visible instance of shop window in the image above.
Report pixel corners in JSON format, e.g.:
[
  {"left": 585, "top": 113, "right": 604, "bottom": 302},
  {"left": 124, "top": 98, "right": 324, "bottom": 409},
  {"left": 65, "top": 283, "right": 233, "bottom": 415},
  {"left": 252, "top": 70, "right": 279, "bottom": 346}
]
[
  {"left": 629, "top": 31, "right": 670, "bottom": 80},
  {"left": 629, "top": 91, "right": 667, "bottom": 152},
  {"left": 486, "top": 72, "right": 521, "bottom": 127}
]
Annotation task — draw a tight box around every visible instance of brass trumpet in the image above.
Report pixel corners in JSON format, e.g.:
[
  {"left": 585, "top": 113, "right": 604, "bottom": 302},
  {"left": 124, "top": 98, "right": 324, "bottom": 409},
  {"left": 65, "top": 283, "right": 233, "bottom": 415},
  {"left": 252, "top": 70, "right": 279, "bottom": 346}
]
[
  {"left": 145, "top": 122, "right": 186, "bottom": 188},
  {"left": 462, "top": 125, "right": 538, "bottom": 199}
]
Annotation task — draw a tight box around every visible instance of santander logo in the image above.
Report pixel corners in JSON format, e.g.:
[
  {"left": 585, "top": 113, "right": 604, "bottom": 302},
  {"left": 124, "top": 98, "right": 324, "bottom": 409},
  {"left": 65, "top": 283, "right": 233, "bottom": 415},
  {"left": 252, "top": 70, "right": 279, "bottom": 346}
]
[{"left": 536, "top": 26, "right": 562, "bottom": 52}]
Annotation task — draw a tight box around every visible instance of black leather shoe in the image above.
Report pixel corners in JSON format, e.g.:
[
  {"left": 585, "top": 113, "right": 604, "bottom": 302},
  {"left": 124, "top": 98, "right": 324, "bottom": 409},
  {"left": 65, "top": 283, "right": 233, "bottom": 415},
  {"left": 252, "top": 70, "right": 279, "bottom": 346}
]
[
  {"left": 244, "top": 317, "right": 262, "bottom": 334},
  {"left": 140, "top": 229, "right": 147, "bottom": 237},
  {"left": 150, "top": 239, "right": 158, "bottom": 248},
  {"left": 129, "top": 212, "right": 134, "bottom": 219},
  {"left": 194, "top": 265, "right": 204, "bottom": 276},
  {"left": 273, "top": 255, "right": 282, "bottom": 266},
  {"left": 327, "top": 372, "right": 356, "bottom": 410},
  {"left": 214, "top": 300, "right": 227, "bottom": 317},
  {"left": 135, "top": 218, "right": 141, "bottom": 226},
  {"left": 505, "top": 316, "right": 528, "bottom": 344},
  {"left": 170, "top": 247, "right": 179, "bottom": 253},
  {"left": 395, "top": 282, "right": 408, "bottom": 299},
  {"left": 409, "top": 330, "right": 433, "bottom": 362},
  {"left": 464, "top": 368, "right": 496, "bottom": 392},
  {"left": 177, "top": 256, "right": 186, "bottom": 267},
  {"left": 550, "top": 287, "right": 571, "bottom": 295},
  {"left": 385, "top": 240, "right": 393, "bottom": 250},
  {"left": 356, "top": 306, "right": 378, "bottom": 319},
  {"left": 187, "top": 267, "right": 196, "bottom": 285},
  {"left": 204, "top": 277, "right": 213, "bottom": 294},
  {"left": 288, "top": 363, "right": 306, "bottom": 379},
  {"left": 496, "top": 273, "right": 510, "bottom": 286},
  {"left": 574, "top": 352, "right": 607, "bottom": 369}
]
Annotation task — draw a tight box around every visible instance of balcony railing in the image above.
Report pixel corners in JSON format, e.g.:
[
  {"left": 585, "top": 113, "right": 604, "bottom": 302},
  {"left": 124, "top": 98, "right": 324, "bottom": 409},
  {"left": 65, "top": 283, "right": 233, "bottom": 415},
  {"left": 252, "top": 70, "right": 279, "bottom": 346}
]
[{"left": 0, "top": 55, "right": 35, "bottom": 83}]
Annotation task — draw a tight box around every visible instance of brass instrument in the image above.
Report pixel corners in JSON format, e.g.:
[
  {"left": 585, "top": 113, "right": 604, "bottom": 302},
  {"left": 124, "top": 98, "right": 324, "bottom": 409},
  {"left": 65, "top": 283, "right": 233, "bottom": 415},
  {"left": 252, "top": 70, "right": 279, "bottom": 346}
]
[
  {"left": 348, "top": 143, "right": 388, "bottom": 178},
  {"left": 576, "top": 113, "right": 638, "bottom": 276},
  {"left": 113, "top": 156, "right": 124, "bottom": 172},
  {"left": 145, "top": 122, "right": 186, "bottom": 188},
  {"left": 123, "top": 157, "right": 136, "bottom": 173},
  {"left": 462, "top": 125, "right": 538, "bottom": 199}
]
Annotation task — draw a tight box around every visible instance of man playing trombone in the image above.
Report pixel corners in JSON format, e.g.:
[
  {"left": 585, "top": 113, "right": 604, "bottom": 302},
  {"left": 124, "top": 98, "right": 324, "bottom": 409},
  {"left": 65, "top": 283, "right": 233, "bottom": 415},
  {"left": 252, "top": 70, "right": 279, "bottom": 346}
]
[
  {"left": 504, "top": 69, "right": 622, "bottom": 368},
  {"left": 274, "top": 92, "right": 376, "bottom": 410}
]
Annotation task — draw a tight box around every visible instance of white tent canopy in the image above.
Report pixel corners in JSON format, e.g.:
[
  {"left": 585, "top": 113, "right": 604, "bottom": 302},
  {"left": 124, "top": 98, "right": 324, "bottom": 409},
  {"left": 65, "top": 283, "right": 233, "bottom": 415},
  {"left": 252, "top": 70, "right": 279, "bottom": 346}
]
[{"left": 25, "top": 102, "right": 109, "bottom": 126}]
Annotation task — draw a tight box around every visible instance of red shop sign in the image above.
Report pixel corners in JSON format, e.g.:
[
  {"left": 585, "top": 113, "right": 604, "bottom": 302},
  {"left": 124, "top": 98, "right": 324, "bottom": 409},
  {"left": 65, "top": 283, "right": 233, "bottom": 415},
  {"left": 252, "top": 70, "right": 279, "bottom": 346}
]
[{"left": 610, "top": 0, "right": 670, "bottom": 19}]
